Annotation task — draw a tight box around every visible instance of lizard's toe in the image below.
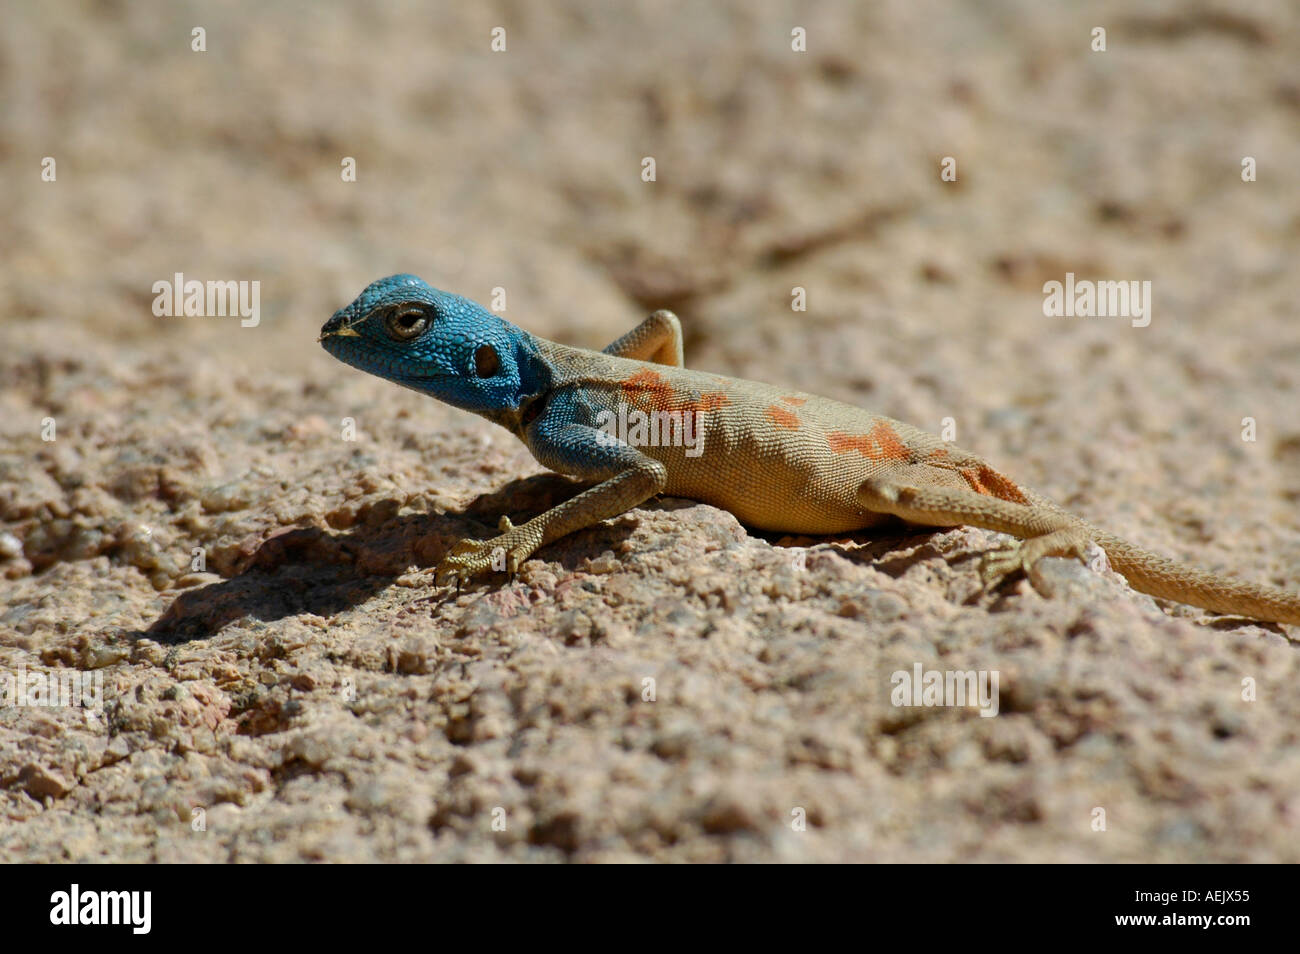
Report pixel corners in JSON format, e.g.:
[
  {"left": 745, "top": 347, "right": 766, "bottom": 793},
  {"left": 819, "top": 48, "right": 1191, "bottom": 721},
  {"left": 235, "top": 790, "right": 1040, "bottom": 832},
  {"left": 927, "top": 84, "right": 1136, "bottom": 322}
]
[
  {"left": 978, "top": 543, "right": 1028, "bottom": 589},
  {"left": 433, "top": 536, "right": 504, "bottom": 586},
  {"left": 978, "top": 530, "right": 1097, "bottom": 591}
]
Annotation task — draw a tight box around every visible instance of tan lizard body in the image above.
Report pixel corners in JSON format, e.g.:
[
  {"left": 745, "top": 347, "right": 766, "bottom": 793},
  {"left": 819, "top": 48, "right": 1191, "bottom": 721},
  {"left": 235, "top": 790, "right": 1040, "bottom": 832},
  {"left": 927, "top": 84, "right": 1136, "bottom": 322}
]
[{"left": 321, "top": 276, "right": 1300, "bottom": 626}]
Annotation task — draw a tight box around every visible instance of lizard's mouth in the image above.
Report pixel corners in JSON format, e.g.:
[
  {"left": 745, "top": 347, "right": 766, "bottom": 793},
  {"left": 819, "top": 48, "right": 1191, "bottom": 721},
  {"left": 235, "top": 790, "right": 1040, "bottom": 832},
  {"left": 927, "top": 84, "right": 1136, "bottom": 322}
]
[
  {"left": 391, "top": 369, "right": 451, "bottom": 388},
  {"left": 322, "top": 340, "right": 450, "bottom": 388},
  {"left": 318, "top": 320, "right": 453, "bottom": 392}
]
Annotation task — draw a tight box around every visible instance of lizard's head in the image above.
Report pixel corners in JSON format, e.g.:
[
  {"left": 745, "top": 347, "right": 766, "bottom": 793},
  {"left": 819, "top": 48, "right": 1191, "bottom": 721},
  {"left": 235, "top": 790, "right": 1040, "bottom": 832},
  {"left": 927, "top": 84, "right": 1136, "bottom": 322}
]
[{"left": 320, "top": 275, "right": 542, "bottom": 419}]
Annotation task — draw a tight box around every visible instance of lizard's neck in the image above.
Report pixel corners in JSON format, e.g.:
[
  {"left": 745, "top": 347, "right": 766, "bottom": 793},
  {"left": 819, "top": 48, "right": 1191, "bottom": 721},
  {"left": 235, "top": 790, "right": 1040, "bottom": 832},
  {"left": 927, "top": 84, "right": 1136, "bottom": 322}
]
[{"left": 480, "top": 331, "right": 554, "bottom": 440}]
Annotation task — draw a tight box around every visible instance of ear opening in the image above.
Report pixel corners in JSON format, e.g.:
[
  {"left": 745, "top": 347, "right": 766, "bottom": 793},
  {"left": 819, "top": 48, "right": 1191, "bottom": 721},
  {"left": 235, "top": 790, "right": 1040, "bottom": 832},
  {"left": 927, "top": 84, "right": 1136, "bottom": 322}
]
[{"left": 474, "top": 344, "right": 500, "bottom": 378}]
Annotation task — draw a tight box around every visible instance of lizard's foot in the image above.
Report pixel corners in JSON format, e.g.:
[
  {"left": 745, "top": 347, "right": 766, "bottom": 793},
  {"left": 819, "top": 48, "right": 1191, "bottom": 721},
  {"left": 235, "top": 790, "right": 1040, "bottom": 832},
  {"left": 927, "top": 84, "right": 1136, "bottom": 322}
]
[
  {"left": 978, "top": 528, "right": 1094, "bottom": 590},
  {"left": 433, "top": 515, "right": 544, "bottom": 586}
]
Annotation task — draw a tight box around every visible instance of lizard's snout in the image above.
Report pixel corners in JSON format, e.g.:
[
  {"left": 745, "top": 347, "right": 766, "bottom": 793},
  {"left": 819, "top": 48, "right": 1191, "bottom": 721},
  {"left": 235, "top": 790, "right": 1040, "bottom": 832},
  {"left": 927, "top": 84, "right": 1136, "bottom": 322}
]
[{"left": 318, "top": 310, "right": 361, "bottom": 343}]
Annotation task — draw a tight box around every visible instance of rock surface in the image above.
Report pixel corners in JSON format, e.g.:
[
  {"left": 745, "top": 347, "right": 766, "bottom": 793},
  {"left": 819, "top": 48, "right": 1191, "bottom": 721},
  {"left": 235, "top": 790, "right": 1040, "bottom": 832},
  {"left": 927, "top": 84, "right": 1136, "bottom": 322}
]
[{"left": 2, "top": 0, "right": 1299, "bottom": 862}]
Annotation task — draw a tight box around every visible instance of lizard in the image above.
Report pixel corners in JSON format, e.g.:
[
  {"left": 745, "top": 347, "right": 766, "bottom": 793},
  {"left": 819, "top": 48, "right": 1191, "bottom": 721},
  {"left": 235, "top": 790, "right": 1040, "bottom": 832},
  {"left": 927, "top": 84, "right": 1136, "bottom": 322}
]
[{"left": 319, "top": 274, "right": 1300, "bottom": 626}]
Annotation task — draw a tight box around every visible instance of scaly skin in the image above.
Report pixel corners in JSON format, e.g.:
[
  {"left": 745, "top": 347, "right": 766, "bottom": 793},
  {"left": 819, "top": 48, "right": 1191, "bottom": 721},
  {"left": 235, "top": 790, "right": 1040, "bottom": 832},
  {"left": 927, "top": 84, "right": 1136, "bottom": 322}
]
[{"left": 320, "top": 275, "right": 1300, "bottom": 626}]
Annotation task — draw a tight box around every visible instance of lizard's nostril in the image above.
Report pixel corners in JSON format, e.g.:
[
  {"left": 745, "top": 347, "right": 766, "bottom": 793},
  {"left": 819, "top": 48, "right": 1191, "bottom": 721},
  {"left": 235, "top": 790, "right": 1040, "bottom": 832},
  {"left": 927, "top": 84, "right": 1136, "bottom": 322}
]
[
  {"left": 320, "top": 312, "right": 345, "bottom": 339},
  {"left": 320, "top": 310, "right": 360, "bottom": 341}
]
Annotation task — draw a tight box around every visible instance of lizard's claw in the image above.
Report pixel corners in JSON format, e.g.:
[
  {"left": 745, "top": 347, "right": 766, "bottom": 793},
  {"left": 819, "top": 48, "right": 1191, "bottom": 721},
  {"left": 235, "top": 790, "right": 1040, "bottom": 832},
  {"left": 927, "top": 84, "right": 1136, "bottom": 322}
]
[
  {"left": 978, "top": 531, "right": 1094, "bottom": 590},
  {"left": 978, "top": 543, "right": 1030, "bottom": 590},
  {"left": 433, "top": 537, "right": 505, "bottom": 587},
  {"left": 433, "top": 520, "right": 544, "bottom": 587}
]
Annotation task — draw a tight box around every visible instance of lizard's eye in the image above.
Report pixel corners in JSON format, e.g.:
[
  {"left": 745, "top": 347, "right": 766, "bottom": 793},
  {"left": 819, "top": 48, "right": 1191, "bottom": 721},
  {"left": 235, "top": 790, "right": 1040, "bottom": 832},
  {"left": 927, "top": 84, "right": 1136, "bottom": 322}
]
[{"left": 385, "top": 308, "right": 428, "bottom": 340}]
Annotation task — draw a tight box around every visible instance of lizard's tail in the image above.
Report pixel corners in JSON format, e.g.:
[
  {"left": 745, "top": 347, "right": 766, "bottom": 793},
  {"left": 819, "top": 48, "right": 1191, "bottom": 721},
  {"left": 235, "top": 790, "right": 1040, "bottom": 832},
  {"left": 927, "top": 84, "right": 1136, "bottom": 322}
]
[{"left": 1089, "top": 527, "right": 1300, "bottom": 625}]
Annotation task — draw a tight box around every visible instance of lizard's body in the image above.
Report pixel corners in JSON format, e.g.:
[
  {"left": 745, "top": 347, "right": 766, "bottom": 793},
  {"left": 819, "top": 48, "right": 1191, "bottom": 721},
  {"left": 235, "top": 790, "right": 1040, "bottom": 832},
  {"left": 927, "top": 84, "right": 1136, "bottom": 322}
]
[
  {"left": 320, "top": 275, "right": 1300, "bottom": 627},
  {"left": 533, "top": 340, "right": 1009, "bottom": 534}
]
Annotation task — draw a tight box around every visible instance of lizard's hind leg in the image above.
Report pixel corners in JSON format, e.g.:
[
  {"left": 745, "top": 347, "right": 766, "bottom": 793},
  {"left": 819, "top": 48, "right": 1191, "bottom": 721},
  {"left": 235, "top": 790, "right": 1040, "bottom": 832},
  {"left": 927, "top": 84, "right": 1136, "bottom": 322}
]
[
  {"left": 602, "top": 310, "right": 684, "bottom": 367},
  {"left": 856, "top": 477, "right": 1093, "bottom": 588},
  {"left": 859, "top": 476, "right": 1300, "bottom": 623}
]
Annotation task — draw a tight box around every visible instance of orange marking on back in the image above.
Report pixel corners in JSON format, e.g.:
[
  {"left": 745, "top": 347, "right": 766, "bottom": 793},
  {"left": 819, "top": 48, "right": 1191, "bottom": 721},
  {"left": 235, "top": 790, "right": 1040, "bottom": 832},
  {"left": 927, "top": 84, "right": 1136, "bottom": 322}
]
[
  {"left": 828, "top": 432, "right": 871, "bottom": 455},
  {"left": 694, "top": 392, "right": 730, "bottom": 413},
  {"left": 780, "top": 395, "right": 807, "bottom": 406},
  {"left": 828, "top": 421, "right": 911, "bottom": 462},
  {"left": 620, "top": 369, "right": 729, "bottom": 416},
  {"left": 670, "top": 391, "right": 730, "bottom": 415},
  {"left": 766, "top": 405, "right": 801, "bottom": 429},
  {"left": 868, "top": 422, "right": 910, "bottom": 461},
  {"left": 621, "top": 368, "right": 670, "bottom": 405},
  {"left": 960, "top": 465, "right": 1029, "bottom": 504}
]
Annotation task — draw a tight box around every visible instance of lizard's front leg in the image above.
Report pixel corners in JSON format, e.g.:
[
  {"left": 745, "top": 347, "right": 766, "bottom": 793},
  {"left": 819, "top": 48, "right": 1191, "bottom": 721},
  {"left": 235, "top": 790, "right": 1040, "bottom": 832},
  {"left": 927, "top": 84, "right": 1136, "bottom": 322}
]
[
  {"left": 857, "top": 477, "right": 1093, "bottom": 587},
  {"left": 601, "top": 310, "right": 684, "bottom": 367},
  {"left": 435, "top": 423, "right": 667, "bottom": 585}
]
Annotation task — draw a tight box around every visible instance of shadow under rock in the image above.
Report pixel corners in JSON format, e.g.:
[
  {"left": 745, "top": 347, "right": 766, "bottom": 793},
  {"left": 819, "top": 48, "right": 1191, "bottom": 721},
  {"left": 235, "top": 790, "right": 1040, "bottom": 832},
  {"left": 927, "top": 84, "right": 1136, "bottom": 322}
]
[
  {"left": 140, "top": 473, "right": 590, "bottom": 643},
  {"left": 762, "top": 522, "right": 961, "bottom": 578}
]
